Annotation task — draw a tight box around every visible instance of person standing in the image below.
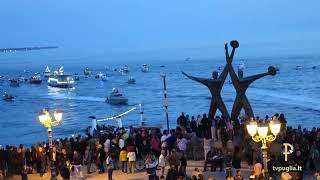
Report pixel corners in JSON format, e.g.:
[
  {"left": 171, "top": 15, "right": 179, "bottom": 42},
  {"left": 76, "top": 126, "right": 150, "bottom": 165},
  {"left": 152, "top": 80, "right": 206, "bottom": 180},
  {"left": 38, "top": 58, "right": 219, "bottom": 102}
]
[
  {"left": 106, "top": 153, "right": 114, "bottom": 180},
  {"left": 158, "top": 150, "right": 167, "bottom": 176},
  {"left": 190, "top": 116, "right": 197, "bottom": 133},
  {"left": 197, "top": 115, "right": 203, "bottom": 137},
  {"left": 96, "top": 144, "right": 105, "bottom": 174},
  {"left": 161, "top": 130, "right": 170, "bottom": 154},
  {"left": 177, "top": 134, "right": 188, "bottom": 155},
  {"left": 201, "top": 114, "right": 209, "bottom": 138},
  {"left": 177, "top": 112, "right": 187, "bottom": 134},
  {"left": 72, "top": 150, "right": 83, "bottom": 178},
  {"left": 127, "top": 150, "right": 136, "bottom": 174},
  {"left": 36, "top": 147, "right": 46, "bottom": 177},
  {"left": 119, "top": 147, "right": 128, "bottom": 173}
]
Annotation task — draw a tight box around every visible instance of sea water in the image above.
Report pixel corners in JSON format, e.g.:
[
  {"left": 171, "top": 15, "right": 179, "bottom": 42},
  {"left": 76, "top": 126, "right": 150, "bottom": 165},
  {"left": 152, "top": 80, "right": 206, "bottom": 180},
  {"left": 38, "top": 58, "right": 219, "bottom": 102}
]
[{"left": 0, "top": 50, "right": 320, "bottom": 145}]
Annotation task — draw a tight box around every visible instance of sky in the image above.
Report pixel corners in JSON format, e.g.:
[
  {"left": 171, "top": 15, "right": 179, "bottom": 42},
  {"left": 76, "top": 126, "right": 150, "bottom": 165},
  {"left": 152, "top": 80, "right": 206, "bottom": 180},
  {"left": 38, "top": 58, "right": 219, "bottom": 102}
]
[{"left": 1, "top": 0, "right": 320, "bottom": 58}]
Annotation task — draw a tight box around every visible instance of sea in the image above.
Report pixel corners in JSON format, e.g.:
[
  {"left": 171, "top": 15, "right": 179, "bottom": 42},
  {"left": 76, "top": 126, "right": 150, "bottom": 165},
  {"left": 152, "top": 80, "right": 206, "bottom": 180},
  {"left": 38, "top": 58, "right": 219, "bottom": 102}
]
[{"left": 0, "top": 49, "right": 320, "bottom": 146}]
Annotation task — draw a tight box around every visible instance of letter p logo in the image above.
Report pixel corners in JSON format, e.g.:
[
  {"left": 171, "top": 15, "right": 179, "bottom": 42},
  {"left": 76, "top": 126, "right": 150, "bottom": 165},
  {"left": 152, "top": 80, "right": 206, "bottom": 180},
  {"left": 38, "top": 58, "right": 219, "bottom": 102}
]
[{"left": 283, "top": 143, "right": 294, "bottom": 162}]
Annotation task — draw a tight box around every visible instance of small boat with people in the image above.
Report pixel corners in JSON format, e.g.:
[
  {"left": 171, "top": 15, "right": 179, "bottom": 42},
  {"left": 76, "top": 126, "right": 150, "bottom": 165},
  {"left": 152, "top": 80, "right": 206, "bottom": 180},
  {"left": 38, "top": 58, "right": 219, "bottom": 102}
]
[
  {"left": 95, "top": 72, "right": 108, "bottom": 81},
  {"left": 30, "top": 74, "right": 42, "bottom": 84},
  {"left": 105, "top": 88, "right": 128, "bottom": 105},
  {"left": 128, "top": 76, "right": 136, "bottom": 84},
  {"left": 2, "top": 92, "right": 14, "bottom": 102},
  {"left": 47, "top": 67, "right": 75, "bottom": 88},
  {"left": 83, "top": 67, "right": 92, "bottom": 76},
  {"left": 141, "top": 64, "right": 149, "bottom": 72},
  {"left": 95, "top": 72, "right": 103, "bottom": 79},
  {"left": 119, "top": 65, "right": 130, "bottom": 75},
  {"left": 43, "top": 66, "right": 52, "bottom": 78}
]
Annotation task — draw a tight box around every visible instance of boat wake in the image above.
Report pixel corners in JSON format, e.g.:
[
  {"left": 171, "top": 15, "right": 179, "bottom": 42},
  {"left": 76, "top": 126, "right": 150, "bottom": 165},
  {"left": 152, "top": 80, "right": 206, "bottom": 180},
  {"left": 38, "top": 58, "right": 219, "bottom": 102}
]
[{"left": 47, "top": 94, "right": 105, "bottom": 102}]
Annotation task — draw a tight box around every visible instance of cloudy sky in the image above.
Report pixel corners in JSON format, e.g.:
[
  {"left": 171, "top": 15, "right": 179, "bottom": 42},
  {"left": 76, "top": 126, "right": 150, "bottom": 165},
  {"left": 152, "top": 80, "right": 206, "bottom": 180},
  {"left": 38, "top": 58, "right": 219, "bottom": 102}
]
[{"left": 1, "top": 0, "right": 319, "bottom": 57}]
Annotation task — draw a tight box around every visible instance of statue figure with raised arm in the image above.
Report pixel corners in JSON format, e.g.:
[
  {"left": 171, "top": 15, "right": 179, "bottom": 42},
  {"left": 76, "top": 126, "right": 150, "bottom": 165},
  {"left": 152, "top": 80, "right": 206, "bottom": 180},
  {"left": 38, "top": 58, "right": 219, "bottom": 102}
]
[
  {"left": 181, "top": 53, "right": 232, "bottom": 120},
  {"left": 225, "top": 40, "right": 277, "bottom": 121}
]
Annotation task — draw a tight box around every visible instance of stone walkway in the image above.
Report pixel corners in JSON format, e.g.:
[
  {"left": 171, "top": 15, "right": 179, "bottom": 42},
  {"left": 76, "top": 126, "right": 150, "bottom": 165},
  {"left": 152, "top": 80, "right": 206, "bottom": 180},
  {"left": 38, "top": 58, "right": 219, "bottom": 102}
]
[{"left": 6, "top": 160, "right": 317, "bottom": 180}]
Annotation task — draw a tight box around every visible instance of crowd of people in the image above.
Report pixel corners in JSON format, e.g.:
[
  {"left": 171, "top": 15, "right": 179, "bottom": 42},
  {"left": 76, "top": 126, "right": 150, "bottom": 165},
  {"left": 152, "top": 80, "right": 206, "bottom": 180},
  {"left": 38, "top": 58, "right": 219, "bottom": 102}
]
[{"left": 0, "top": 112, "right": 319, "bottom": 180}]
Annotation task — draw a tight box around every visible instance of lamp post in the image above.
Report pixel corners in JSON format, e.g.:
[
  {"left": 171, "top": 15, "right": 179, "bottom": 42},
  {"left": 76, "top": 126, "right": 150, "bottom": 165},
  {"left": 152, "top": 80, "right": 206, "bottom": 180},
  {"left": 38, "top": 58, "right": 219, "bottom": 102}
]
[
  {"left": 38, "top": 109, "right": 63, "bottom": 180},
  {"left": 246, "top": 116, "right": 281, "bottom": 174},
  {"left": 160, "top": 65, "right": 170, "bottom": 131}
]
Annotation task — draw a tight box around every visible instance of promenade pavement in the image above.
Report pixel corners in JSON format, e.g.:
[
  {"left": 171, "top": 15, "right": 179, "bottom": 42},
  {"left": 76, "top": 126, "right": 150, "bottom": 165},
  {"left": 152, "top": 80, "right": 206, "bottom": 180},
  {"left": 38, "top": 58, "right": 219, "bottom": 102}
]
[{"left": 6, "top": 160, "right": 317, "bottom": 180}]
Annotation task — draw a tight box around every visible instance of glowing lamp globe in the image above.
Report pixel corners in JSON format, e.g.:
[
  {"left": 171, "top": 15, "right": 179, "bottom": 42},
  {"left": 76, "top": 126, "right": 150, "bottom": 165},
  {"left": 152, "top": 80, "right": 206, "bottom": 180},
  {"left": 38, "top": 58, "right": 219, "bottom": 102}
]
[
  {"left": 38, "top": 110, "right": 49, "bottom": 124},
  {"left": 54, "top": 110, "right": 63, "bottom": 122},
  {"left": 246, "top": 119, "right": 257, "bottom": 136},
  {"left": 269, "top": 117, "right": 281, "bottom": 135},
  {"left": 257, "top": 126, "right": 269, "bottom": 137}
]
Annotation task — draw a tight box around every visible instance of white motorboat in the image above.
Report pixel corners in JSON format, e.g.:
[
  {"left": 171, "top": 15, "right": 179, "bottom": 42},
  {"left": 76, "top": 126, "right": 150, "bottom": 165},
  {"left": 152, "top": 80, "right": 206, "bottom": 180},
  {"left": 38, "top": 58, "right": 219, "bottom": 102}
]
[
  {"left": 47, "top": 67, "right": 75, "bottom": 88},
  {"left": 128, "top": 76, "right": 136, "bottom": 84},
  {"left": 141, "top": 64, "right": 149, "bottom": 72},
  {"left": 44, "top": 66, "right": 52, "bottom": 78},
  {"left": 2, "top": 92, "right": 14, "bottom": 102},
  {"left": 105, "top": 88, "right": 128, "bottom": 105}
]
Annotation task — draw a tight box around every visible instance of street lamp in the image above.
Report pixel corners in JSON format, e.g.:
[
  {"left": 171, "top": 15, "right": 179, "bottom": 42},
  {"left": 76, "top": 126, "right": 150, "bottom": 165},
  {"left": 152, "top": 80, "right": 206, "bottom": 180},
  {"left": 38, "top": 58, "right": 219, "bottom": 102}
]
[
  {"left": 246, "top": 116, "right": 281, "bottom": 174},
  {"left": 160, "top": 65, "right": 170, "bottom": 131},
  {"left": 38, "top": 108, "right": 63, "bottom": 180}
]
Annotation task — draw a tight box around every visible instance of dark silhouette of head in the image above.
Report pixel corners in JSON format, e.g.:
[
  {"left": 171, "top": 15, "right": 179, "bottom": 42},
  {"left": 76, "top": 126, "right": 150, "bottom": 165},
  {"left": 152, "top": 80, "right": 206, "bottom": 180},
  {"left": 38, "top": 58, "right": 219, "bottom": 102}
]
[
  {"left": 212, "top": 71, "right": 219, "bottom": 79},
  {"left": 268, "top": 66, "right": 277, "bottom": 76},
  {"left": 230, "top": 40, "right": 239, "bottom": 49}
]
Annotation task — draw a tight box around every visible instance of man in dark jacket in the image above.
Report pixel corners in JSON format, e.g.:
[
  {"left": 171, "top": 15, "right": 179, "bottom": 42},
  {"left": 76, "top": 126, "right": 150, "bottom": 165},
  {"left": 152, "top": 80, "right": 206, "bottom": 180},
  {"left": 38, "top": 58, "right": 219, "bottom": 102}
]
[{"left": 177, "top": 112, "right": 187, "bottom": 133}]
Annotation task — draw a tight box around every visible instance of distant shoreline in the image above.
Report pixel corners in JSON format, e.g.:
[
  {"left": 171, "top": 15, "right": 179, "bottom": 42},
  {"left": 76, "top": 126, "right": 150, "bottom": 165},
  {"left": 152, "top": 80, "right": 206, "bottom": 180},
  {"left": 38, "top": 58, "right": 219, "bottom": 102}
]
[{"left": 0, "top": 46, "right": 58, "bottom": 52}]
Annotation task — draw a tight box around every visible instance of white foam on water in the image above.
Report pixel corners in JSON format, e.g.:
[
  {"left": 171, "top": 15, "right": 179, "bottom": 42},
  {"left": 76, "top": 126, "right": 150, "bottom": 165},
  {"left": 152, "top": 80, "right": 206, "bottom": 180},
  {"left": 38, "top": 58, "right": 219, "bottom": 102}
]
[{"left": 48, "top": 94, "right": 105, "bottom": 102}]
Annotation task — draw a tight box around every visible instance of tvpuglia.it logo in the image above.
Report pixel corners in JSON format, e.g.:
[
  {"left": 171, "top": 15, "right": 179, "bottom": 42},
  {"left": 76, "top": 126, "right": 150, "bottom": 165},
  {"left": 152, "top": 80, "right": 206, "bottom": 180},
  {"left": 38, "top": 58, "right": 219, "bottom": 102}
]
[{"left": 272, "top": 143, "right": 302, "bottom": 172}]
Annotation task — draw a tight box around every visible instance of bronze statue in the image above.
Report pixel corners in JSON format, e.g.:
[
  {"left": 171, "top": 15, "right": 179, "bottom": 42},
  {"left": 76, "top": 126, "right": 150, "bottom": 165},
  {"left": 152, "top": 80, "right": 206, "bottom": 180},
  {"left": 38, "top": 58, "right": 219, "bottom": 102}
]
[
  {"left": 225, "top": 41, "right": 277, "bottom": 121},
  {"left": 182, "top": 40, "right": 278, "bottom": 121},
  {"left": 182, "top": 61, "right": 231, "bottom": 120}
]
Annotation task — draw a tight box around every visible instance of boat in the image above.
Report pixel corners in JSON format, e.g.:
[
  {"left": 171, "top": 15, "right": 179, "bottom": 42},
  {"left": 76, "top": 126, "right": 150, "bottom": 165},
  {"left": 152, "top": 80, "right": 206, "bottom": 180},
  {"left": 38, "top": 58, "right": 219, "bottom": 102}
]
[
  {"left": 84, "top": 67, "right": 92, "bottom": 76},
  {"left": 2, "top": 92, "right": 14, "bottom": 102},
  {"left": 95, "top": 72, "right": 103, "bottom": 79},
  {"left": 296, "top": 66, "right": 302, "bottom": 70},
  {"left": 47, "top": 67, "right": 75, "bottom": 88},
  {"left": 18, "top": 76, "right": 28, "bottom": 82},
  {"left": 119, "top": 65, "right": 129, "bottom": 75},
  {"left": 105, "top": 88, "right": 128, "bottom": 105},
  {"left": 9, "top": 79, "right": 20, "bottom": 87},
  {"left": 238, "top": 62, "right": 245, "bottom": 71},
  {"left": 141, "top": 64, "right": 149, "bottom": 72},
  {"left": 101, "top": 75, "right": 108, "bottom": 81},
  {"left": 73, "top": 74, "right": 80, "bottom": 81},
  {"left": 128, "top": 76, "right": 136, "bottom": 84},
  {"left": 30, "top": 74, "right": 42, "bottom": 84},
  {"left": 43, "top": 66, "right": 52, "bottom": 77}
]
